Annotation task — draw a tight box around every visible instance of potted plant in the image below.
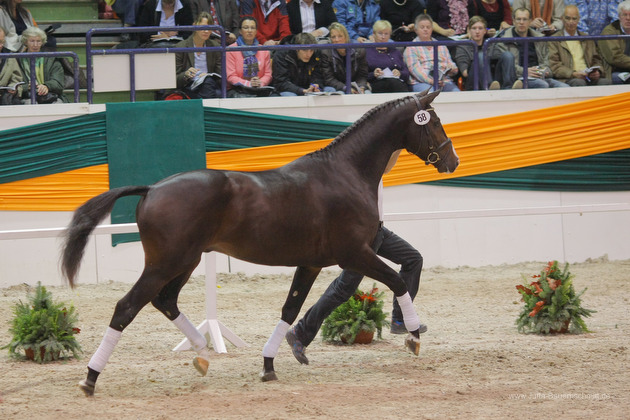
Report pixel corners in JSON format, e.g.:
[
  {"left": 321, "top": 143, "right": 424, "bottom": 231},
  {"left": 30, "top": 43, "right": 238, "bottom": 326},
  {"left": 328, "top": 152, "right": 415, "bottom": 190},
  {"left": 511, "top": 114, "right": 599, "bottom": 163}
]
[
  {"left": 515, "top": 261, "right": 596, "bottom": 334},
  {"left": 4, "top": 282, "right": 82, "bottom": 363},
  {"left": 321, "top": 283, "right": 389, "bottom": 344}
]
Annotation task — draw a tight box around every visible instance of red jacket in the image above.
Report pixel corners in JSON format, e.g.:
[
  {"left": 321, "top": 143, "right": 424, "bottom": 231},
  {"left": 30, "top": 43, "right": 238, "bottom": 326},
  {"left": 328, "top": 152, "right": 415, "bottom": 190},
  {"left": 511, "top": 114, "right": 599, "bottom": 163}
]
[{"left": 240, "top": 0, "right": 291, "bottom": 44}]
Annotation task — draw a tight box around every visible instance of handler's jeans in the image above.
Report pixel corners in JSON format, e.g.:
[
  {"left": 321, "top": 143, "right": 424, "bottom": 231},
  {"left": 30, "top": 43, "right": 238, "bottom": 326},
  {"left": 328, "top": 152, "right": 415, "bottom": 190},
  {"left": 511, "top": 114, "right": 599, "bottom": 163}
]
[{"left": 293, "top": 225, "right": 423, "bottom": 346}]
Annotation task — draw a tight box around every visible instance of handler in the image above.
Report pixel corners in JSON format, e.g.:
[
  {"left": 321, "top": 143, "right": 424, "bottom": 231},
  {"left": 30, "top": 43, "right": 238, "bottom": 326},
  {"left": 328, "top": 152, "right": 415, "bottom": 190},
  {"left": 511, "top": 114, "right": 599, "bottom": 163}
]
[{"left": 286, "top": 150, "right": 426, "bottom": 364}]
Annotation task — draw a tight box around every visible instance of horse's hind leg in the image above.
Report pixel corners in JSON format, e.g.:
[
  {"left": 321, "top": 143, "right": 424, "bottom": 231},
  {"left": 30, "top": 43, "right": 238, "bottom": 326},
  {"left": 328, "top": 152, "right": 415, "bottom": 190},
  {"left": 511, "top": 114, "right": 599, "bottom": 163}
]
[
  {"left": 261, "top": 266, "right": 321, "bottom": 382},
  {"left": 150, "top": 267, "right": 213, "bottom": 376},
  {"left": 79, "top": 267, "right": 174, "bottom": 397}
]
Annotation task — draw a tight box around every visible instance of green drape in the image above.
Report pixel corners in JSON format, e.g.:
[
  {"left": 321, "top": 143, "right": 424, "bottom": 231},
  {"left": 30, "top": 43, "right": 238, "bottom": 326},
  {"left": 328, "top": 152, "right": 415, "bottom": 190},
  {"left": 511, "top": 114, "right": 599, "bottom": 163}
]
[{"left": 0, "top": 113, "right": 107, "bottom": 184}]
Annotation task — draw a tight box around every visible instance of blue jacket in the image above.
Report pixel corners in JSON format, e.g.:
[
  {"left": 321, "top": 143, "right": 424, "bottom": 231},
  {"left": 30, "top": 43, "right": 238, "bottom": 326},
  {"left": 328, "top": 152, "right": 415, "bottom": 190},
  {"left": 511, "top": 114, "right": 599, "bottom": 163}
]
[{"left": 332, "top": 0, "right": 380, "bottom": 41}]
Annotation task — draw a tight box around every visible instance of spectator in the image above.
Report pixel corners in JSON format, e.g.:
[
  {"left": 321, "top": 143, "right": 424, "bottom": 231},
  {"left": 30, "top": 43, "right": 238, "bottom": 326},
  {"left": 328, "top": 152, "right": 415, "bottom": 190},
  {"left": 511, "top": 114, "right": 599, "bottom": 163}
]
[
  {"left": 175, "top": 12, "right": 222, "bottom": 98},
  {"left": 287, "top": 0, "right": 337, "bottom": 39},
  {"left": 564, "top": 0, "right": 619, "bottom": 35},
  {"left": 240, "top": 0, "right": 291, "bottom": 45},
  {"left": 333, "top": 0, "right": 381, "bottom": 42},
  {"left": 455, "top": 15, "right": 502, "bottom": 89},
  {"left": 404, "top": 13, "right": 460, "bottom": 92},
  {"left": 548, "top": 5, "right": 611, "bottom": 85},
  {"left": 491, "top": 7, "right": 570, "bottom": 88},
  {"left": 284, "top": 151, "right": 426, "bottom": 366},
  {"left": 427, "top": 0, "right": 470, "bottom": 40},
  {"left": 272, "top": 32, "right": 327, "bottom": 95},
  {"left": 0, "top": 26, "right": 23, "bottom": 104},
  {"left": 379, "top": 0, "right": 425, "bottom": 42},
  {"left": 226, "top": 16, "right": 274, "bottom": 97},
  {"left": 189, "top": 0, "right": 240, "bottom": 43},
  {"left": 599, "top": 0, "right": 630, "bottom": 84},
  {"left": 17, "top": 26, "right": 67, "bottom": 103},
  {"left": 321, "top": 22, "right": 370, "bottom": 93},
  {"left": 365, "top": 20, "right": 410, "bottom": 92},
  {"left": 511, "top": 0, "right": 565, "bottom": 33},
  {"left": 136, "top": 0, "right": 194, "bottom": 46},
  {"left": 107, "top": 0, "right": 145, "bottom": 27},
  {"left": 0, "top": 0, "right": 35, "bottom": 51},
  {"left": 467, "top": 0, "right": 513, "bottom": 35}
]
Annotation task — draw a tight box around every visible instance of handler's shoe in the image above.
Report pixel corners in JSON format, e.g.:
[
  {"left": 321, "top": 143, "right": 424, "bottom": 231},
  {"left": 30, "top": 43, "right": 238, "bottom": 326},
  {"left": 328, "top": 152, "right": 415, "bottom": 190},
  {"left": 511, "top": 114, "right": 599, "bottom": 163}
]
[
  {"left": 78, "top": 379, "right": 95, "bottom": 397},
  {"left": 390, "top": 320, "right": 428, "bottom": 335},
  {"left": 285, "top": 327, "right": 309, "bottom": 365}
]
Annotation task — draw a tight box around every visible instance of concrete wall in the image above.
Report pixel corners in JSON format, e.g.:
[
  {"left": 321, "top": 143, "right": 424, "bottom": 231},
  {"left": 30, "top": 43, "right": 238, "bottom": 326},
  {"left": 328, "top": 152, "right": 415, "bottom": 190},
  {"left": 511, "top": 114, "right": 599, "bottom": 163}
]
[{"left": 1, "top": 86, "right": 629, "bottom": 287}]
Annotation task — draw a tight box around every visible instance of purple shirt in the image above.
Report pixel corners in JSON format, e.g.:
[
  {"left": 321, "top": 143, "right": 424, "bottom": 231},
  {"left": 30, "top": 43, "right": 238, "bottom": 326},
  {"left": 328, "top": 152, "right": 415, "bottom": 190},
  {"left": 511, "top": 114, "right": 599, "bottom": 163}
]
[{"left": 365, "top": 47, "right": 410, "bottom": 82}]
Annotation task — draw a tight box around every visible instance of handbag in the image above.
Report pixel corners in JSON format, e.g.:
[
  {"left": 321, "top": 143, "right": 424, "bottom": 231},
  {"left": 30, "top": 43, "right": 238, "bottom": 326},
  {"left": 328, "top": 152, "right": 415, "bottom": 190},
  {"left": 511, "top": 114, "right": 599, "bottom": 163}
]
[{"left": 36, "top": 92, "right": 60, "bottom": 104}]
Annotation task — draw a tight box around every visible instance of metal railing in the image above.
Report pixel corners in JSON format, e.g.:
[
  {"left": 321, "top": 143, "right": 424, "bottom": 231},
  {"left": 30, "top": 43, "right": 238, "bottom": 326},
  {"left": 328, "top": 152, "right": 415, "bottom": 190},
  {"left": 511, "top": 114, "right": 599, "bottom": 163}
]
[
  {"left": 83, "top": 27, "right": 630, "bottom": 102},
  {"left": 2, "top": 51, "right": 80, "bottom": 103}
]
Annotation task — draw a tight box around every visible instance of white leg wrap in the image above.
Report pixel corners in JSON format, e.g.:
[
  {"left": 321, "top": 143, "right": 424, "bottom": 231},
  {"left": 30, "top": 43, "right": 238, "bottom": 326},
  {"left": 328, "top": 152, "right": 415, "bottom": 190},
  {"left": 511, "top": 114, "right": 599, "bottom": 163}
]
[
  {"left": 262, "top": 320, "right": 290, "bottom": 358},
  {"left": 396, "top": 292, "right": 420, "bottom": 332},
  {"left": 87, "top": 327, "right": 122, "bottom": 373},
  {"left": 172, "top": 312, "right": 207, "bottom": 353}
]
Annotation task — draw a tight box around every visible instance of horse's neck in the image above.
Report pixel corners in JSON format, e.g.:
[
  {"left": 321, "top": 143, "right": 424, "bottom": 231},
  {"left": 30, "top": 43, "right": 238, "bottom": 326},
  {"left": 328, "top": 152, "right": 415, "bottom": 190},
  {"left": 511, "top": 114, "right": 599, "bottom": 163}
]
[{"left": 336, "top": 123, "right": 405, "bottom": 184}]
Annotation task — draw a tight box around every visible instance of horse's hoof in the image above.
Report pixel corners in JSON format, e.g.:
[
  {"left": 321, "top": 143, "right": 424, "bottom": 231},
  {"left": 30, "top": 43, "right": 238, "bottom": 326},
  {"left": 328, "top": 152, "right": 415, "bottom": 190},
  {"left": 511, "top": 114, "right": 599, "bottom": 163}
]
[
  {"left": 78, "top": 379, "right": 95, "bottom": 397},
  {"left": 193, "top": 356, "right": 209, "bottom": 377},
  {"left": 405, "top": 334, "right": 421, "bottom": 356},
  {"left": 260, "top": 370, "right": 278, "bottom": 382}
]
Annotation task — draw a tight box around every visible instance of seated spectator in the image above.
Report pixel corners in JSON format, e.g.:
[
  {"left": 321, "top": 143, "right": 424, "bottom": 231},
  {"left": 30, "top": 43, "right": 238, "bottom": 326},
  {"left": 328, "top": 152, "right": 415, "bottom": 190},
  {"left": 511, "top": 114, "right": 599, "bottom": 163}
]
[
  {"left": 467, "top": 0, "right": 513, "bottom": 35},
  {"left": 108, "top": 0, "right": 145, "bottom": 28},
  {"left": 0, "top": 0, "right": 37, "bottom": 51},
  {"left": 175, "top": 12, "right": 222, "bottom": 98},
  {"left": 379, "top": 0, "right": 425, "bottom": 42},
  {"left": 455, "top": 15, "right": 501, "bottom": 90},
  {"left": 321, "top": 22, "right": 370, "bottom": 93},
  {"left": 511, "top": 0, "right": 564, "bottom": 34},
  {"left": 333, "top": 0, "right": 381, "bottom": 42},
  {"left": 272, "top": 32, "right": 328, "bottom": 95},
  {"left": 404, "top": 14, "right": 460, "bottom": 92},
  {"left": 427, "top": 0, "right": 469, "bottom": 40},
  {"left": 189, "top": 0, "right": 240, "bottom": 43},
  {"left": 365, "top": 19, "right": 410, "bottom": 92},
  {"left": 226, "top": 16, "right": 274, "bottom": 97},
  {"left": 17, "top": 27, "right": 67, "bottom": 103},
  {"left": 548, "top": 5, "right": 611, "bottom": 86},
  {"left": 136, "top": 0, "right": 194, "bottom": 46},
  {"left": 287, "top": 0, "right": 337, "bottom": 39},
  {"left": 564, "top": 0, "right": 619, "bottom": 35},
  {"left": 599, "top": 0, "right": 630, "bottom": 84},
  {"left": 240, "top": 0, "right": 291, "bottom": 45},
  {"left": 0, "top": 26, "right": 23, "bottom": 105},
  {"left": 490, "top": 7, "right": 569, "bottom": 88}
]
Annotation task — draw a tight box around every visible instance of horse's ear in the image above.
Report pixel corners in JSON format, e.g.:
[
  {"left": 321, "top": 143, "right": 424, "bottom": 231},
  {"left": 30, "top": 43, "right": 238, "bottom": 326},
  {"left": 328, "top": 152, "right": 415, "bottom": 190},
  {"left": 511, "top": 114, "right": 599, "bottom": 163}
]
[
  {"left": 417, "top": 88, "right": 431, "bottom": 97},
  {"left": 420, "top": 89, "right": 441, "bottom": 107}
]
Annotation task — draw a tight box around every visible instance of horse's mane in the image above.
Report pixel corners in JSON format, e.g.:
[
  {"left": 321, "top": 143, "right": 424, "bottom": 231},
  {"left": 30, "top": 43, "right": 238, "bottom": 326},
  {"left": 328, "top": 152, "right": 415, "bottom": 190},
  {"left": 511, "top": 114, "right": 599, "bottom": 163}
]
[{"left": 307, "top": 94, "right": 417, "bottom": 158}]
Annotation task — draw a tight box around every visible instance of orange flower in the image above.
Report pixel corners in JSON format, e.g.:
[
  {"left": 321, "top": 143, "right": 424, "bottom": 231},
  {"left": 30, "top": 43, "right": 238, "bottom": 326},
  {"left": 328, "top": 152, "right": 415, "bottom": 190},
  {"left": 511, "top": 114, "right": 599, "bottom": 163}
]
[
  {"left": 516, "top": 285, "right": 532, "bottom": 295},
  {"left": 530, "top": 281, "right": 543, "bottom": 295},
  {"left": 547, "top": 278, "right": 561, "bottom": 291},
  {"left": 529, "top": 301, "right": 545, "bottom": 317}
]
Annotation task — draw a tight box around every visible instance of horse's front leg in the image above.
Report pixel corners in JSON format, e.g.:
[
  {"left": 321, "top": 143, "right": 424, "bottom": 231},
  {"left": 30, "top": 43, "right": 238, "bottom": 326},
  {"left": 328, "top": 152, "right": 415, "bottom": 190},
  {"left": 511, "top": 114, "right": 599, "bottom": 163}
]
[
  {"left": 261, "top": 266, "right": 321, "bottom": 382},
  {"left": 348, "top": 249, "right": 422, "bottom": 355}
]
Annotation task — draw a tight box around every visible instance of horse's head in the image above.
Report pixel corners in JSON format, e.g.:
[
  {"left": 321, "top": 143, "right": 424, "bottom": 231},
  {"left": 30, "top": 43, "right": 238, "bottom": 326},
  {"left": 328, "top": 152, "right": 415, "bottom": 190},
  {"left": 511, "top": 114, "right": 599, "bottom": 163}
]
[{"left": 404, "top": 90, "right": 459, "bottom": 174}]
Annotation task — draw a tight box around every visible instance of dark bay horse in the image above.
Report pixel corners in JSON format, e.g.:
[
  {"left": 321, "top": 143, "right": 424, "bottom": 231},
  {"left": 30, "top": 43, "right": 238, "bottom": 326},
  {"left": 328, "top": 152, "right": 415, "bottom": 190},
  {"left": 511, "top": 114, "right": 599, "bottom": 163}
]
[{"left": 62, "top": 90, "right": 458, "bottom": 396}]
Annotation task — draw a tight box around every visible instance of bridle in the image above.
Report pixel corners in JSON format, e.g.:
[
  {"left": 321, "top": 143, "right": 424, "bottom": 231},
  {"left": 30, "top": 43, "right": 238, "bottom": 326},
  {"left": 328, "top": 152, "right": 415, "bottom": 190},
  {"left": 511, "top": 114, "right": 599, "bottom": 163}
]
[{"left": 410, "top": 94, "right": 452, "bottom": 165}]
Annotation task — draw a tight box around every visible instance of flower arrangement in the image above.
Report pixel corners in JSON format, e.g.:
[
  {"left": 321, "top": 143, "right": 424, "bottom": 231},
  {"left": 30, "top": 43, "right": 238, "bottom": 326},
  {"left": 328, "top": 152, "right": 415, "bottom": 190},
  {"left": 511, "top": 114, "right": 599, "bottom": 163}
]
[
  {"left": 515, "top": 261, "right": 595, "bottom": 334},
  {"left": 321, "top": 283, "right": 389, "bottom": 344},
  {"left": 4, "top": 282, "right": 82, "bottom": 363}
]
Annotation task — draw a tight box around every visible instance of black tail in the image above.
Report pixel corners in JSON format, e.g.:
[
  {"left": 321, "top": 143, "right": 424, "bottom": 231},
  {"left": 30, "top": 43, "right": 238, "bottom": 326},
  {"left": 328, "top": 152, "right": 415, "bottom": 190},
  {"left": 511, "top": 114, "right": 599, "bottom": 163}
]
[{"left": 61, "top": 185, "right": 150, "bottom": 287}]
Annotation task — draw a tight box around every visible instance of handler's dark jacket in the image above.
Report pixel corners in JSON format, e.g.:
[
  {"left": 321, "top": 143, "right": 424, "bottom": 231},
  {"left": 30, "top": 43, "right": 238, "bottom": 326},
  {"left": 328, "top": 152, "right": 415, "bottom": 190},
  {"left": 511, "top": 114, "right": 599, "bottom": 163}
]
[{"left": 272, "top": 49, "right": 325, "bottom": 95}]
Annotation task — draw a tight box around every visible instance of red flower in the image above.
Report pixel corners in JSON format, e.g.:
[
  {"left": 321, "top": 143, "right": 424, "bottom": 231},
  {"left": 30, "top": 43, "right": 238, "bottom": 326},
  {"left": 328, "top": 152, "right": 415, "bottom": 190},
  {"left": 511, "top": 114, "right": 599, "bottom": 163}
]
[
  {"left": 72, "top": 327, "right": 81, "bottom": 334},
  {"left": 516, "top": 285, "right": 532, "bottom": 295},
  {"left": 547, "top": 278, "right": 561, "bottom": 291},
  {"left": 529, "top": 301, "right": 545, "bottom": 317}
]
